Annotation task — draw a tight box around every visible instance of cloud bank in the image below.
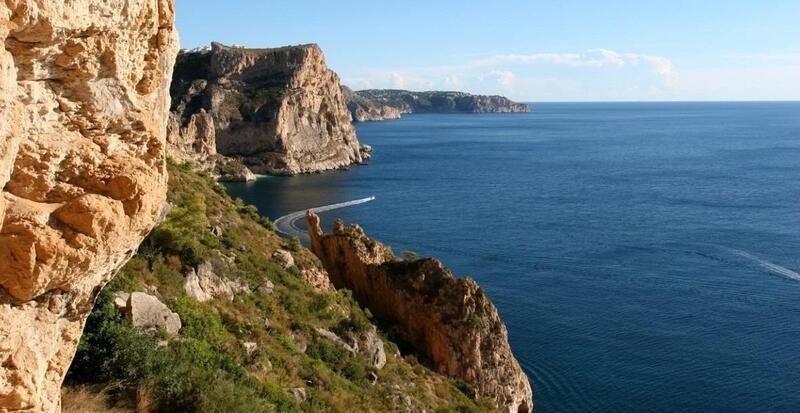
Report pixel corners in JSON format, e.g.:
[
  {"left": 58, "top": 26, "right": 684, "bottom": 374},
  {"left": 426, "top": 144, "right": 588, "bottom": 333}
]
[{"left": 343, "top": 48, "right": 800, "bottom": 101}]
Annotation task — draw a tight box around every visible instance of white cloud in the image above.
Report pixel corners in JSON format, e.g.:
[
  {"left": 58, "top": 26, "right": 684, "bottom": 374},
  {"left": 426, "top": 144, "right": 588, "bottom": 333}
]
[
  {"left": 341, "top": 48, "right": 799, "bottom": 100},
  {"left": 468, "top": 49, "right": 674, "bottom": 79},
  {"left": 489, "top": 70, "right": 516, "bottom": 88},
  {"left": 342, "top": 48, "right": 676, "bottom": 99},
  {"left": 390, "top": 72, "right": 406, "bottom": 89}
]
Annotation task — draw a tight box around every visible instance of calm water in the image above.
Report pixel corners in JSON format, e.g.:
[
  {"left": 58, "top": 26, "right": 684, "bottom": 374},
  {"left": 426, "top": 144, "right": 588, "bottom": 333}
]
[{"left": 227, "top": 102, "right": 800, "bottom": 412}]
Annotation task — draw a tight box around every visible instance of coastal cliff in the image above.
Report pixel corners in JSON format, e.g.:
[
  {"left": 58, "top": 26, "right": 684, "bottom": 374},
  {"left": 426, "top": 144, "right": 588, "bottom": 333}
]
[
  {"left": 342, "top": 86, "right": 402, "bottom": 122},
  {"left": 307, "top": 212, "right": 533, "bottom": 412},
  {"left": 0, "top": 0, "right": 178, "bottom": 411},
  {"left": 346, "top": 89, "right": 529, "bottom": 121},
  {"left": 169, "top": 43, "right": 368, "bottom": 175}
]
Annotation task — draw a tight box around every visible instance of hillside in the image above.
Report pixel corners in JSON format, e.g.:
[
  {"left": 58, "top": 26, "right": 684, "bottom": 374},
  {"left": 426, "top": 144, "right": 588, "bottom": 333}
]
[{"left": 62, "top": 162, "right": 493, "bottom": 412}]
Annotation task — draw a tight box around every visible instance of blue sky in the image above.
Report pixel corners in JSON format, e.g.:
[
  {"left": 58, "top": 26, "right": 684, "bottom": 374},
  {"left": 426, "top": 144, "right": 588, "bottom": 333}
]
[{"left": 177, "top": 0, "right": 800, "bottom": 101}]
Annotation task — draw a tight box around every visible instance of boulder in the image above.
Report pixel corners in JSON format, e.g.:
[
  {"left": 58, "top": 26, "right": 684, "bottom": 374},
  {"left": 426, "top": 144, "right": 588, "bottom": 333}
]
[
  {"left": 272, "top": 250, "right": 295, "bottom": 269},
  {"left": 288, "top": 387, "right": 307, "bottom": 402},
  {"left": 242, "top": 342, "right": 258, "bottom": 358},
  {"left": 258, "top": 280, "right": 275, "bottom": 296},
  {"left": 113, "top": 292, "right": 131, "bottom": 310},
  {"left": 210, "top": 225, "right": 223, "bottom": 238},
  {"left": 124, "top": 292, "right": 181, "bottom": 337},
  {"left": 357, "top": 326, "right": 387, "bottom": 370}
]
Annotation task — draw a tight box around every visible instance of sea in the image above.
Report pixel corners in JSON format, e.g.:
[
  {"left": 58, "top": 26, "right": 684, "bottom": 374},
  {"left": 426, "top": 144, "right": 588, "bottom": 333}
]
[{"left": 226, "top": 102, "right": 800, "bottom": 412}]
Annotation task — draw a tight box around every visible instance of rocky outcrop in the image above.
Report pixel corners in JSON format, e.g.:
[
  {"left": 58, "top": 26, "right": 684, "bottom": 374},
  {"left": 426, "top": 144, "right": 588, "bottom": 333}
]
[
  {"left": 169, "top": 43, "right": 367, "bottom": 175},
  {"left": 114, "top": 292, "right": 181, "bottom": 337},
  {"left": 314, "top": 325, "right": 387, "bottom": 369},
  {"left": 183, "top": 260, "right": 250, "bottom": 302},
  {"left": 166, "top": 92, "right": 256, "bottom": 181},
  {"left": 307, "top": 212, "right": 532, "bottom": 412},
  {"left": 342, "top": 86, "right": 401, "bottom": 122},
  {"left": 346, "top": 89, "right": 529, "bottom": 121},
  {"left": 0, "top": 1, "right": 178, "bottom": 411},
  {"left": 271, "top": 249, "right": 295, "bottom": 269},
  {"left": 301, "top": 267, "right": 332, "bottom": 291}
]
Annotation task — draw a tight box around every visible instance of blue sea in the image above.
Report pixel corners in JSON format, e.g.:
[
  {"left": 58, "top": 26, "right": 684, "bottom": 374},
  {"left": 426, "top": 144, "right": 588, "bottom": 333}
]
[{"left": 226, "top": 102, "right": 800, "bottom": 412}]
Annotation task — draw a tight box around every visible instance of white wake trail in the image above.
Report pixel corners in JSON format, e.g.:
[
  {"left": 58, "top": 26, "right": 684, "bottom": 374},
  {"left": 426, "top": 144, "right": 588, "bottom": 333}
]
[
  {"left": 728, "top": 248, "right": 800, "bottom": 281},
  {"left": 273, "top": 196, "right": 376, "bottom": 239}
]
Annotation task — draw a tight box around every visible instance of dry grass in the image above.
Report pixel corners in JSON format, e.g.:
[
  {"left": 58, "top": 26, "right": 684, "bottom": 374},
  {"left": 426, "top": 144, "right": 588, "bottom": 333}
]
[{"left": 61, "top": 386, "right": 134, "bottom": 413}]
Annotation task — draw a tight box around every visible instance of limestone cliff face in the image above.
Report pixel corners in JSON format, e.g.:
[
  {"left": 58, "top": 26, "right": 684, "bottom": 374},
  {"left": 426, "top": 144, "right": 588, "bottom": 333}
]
[
  {"left": 0, "top": 1, "right": 178, "bottom": 410},
  {"left": 170, "top": 43, "right": 367, "bottom": 175},
  {"left": 307, "top": 212, "right": 533, "bottom": 412},
  {"left": 347, "top": 89, "right": 529, "bottom": 121},
  {"left": 341, "top": 86, "right": 401, "bottom": 122}
]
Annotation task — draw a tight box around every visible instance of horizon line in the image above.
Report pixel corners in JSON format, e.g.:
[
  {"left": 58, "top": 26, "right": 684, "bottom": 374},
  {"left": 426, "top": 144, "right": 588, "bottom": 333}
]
[{"left": 517, "top": 99, "right": 800, "bottom": 104}]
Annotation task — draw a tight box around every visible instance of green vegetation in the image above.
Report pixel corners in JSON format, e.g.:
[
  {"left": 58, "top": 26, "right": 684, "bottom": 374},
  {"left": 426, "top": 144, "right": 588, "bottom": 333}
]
[
  {"left": 65, "top": 161, "right": 491, "bottom": 412},
  {"left": 402, "top": 250, "right": 420, "bottom": 261}
]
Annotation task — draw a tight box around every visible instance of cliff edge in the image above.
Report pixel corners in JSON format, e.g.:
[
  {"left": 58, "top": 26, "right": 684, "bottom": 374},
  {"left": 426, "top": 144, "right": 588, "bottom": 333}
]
[
  {"left": 0, "top": 0, "right": 178, "bottom": 410},
  {"left": 170, "top": 43, "right": 368, "bottom": 175},
  {"left": 307, "top": 212, "right": 533, "bottom": 412}
]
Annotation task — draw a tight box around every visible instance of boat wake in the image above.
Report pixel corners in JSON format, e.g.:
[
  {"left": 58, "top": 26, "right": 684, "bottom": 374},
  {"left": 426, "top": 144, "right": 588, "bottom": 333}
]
[
  {"left": 273, "top": 196, "right": 376, "bottom": 239},
  {"left": 727, "top": 248, "right": 800, "bottom": 281}
]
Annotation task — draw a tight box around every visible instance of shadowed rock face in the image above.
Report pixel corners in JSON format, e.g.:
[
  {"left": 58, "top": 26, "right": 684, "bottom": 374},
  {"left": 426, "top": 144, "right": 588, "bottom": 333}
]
[
  {"left": 170, "top": 43, "right": 366, "bottom": 175},
  {"left": 0, "top": 0, "right": 178, "bottom": 410},
  {"left": 306, "top": 212, "right": 533, "bottom": 412}
]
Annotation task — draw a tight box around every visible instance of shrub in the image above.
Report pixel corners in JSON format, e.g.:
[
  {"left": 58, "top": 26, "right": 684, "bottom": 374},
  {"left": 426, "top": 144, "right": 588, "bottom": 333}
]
[
  {"left": 402, "top": 250, "right": 420, "bottom": 261},
  {"left": 172, "top": 297, "right": 230, "bottom": 349},
  {"left": 237, "top": 203, "right": 275, "bottom": 231},
  {"left": 67, "top": 277, "right": 158, "bottom": 385},
  {"left": 288, "top": 236, "right": 302, "bottom": 253},
  {"left": 148, "top": 193, "right": 218, "bottom": 264}
]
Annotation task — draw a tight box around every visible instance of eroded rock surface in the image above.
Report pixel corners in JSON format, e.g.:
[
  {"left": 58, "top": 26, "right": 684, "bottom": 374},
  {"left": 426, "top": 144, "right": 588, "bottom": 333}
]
[
  {"left": 169, "top": 42, "right": 366, "bottom": 175},
  {"left": 0, "top": 1, "right": 178, "bottom": 410},
  {"left": 307, "top": 212, "right": 532, "bottom": 412}
]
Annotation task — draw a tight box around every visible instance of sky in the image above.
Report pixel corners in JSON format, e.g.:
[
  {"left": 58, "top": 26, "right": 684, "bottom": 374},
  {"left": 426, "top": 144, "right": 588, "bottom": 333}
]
[{"left": 176, "top": 0, "right": 800, "bottom": 101}]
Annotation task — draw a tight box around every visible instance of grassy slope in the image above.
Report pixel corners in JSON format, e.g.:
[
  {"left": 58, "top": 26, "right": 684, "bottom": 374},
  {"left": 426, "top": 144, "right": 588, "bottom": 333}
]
[{"left": 64, "top": 162, "right": 492, "bottom": 412}]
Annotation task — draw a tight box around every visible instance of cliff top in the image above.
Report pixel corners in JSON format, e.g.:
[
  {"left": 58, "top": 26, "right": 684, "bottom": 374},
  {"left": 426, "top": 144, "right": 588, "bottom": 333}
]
[
  {"left": 180, "top": 42, "right": 321, "bottom": 55},
  {"left": 356, "top": 88, "right": 516, "bottom": 100}
]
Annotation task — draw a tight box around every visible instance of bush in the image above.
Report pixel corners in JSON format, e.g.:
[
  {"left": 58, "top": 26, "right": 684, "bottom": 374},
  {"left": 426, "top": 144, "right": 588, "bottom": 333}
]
[
  {"left": 67, "top": 277, "right": 158, "bottom": 385},
  {"left": 148, "top": 193, "right": 218, "bottom": 264},
  {"left": 288, "top": 236, "right": 302, "bottom": 253},
  {"left": 402, "top": 250, "right": 420, "bottom": 261},
  {"left": 172, "top": 297, "right": 230, "bottom": 349},
  {"left": 237, "top": 203, "right": 275, "bottom": 231}
]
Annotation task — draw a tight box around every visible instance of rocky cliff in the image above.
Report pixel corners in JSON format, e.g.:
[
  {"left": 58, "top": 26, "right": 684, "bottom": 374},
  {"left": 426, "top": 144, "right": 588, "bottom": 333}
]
[
  {"left": 0, "top": 0, "right": 178, "bottom": 410},
  {"left": 346, "top": 89, "right": 529, "bottom": 121},
  {"left": 169, "top": 43, "right": 368, "bottom": 175},
  {"left": 341, "top": 86, "right": 401, "bottom": 122},
  {"left": 307, "top": 212, "right": 533, "bottom": 412}
]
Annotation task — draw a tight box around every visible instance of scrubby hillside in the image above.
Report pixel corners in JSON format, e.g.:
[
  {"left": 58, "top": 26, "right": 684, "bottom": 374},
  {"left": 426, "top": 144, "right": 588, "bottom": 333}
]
[{"left": 63, "top": 162, "right": 491, "bottom": 412}]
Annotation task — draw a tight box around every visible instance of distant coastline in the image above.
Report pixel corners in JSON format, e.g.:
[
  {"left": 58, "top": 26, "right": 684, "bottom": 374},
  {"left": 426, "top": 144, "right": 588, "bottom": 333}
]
[{"left": 344, "top": 87, "right": 529, "bottom": 122}]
